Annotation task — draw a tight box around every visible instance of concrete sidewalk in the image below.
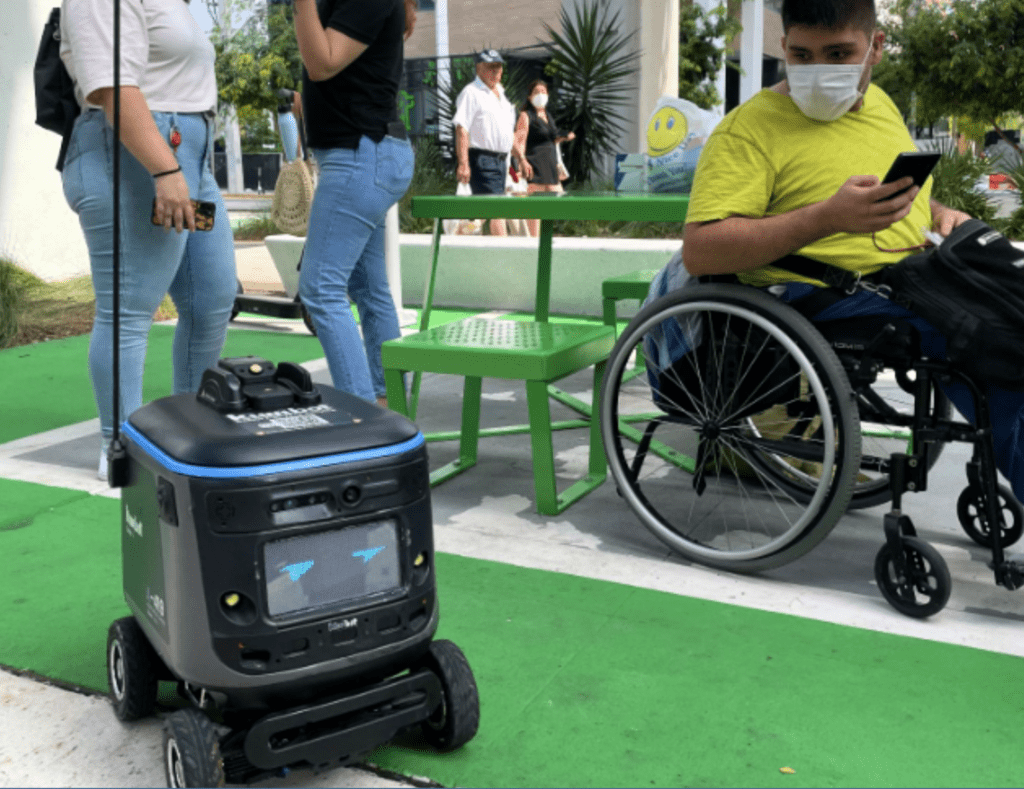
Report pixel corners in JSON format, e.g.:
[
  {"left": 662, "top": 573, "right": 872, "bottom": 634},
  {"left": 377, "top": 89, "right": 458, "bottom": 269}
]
[{"left": 4, "top": 230, "right": 1024, "bottom": 787}]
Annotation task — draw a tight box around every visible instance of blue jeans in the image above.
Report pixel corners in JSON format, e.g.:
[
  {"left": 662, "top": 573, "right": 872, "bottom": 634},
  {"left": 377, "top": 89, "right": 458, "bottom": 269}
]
[
  {"left": 781, "top": 283, "right": 1024, "bottom": 502},
  {"left": 278, "top": 112, "right": 299, "bottom": 162},
  {"left": 62, "top": 110, "right": 237, "bottom": 440},
  {"left": 299, "top": 136, "right": 414, "bottom": 402}
]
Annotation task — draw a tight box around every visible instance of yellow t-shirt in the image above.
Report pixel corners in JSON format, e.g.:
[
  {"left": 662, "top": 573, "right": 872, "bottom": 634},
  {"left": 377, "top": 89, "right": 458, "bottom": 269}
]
[{"left": 686, "top": 84, "right": 933, "bottom": 287}]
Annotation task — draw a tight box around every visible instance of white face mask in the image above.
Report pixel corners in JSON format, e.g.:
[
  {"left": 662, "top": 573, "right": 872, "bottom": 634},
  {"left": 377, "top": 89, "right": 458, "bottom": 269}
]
[
  {"left": 786, "top": 41, "right": 873, "bottom": 122},
  {"left": 531, "top": 93, "right": 548, "bottom": 109}
]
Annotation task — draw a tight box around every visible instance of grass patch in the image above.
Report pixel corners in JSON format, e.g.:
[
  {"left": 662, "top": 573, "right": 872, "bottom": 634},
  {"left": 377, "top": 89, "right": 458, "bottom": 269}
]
[
  {"left": 0, "top": 261, "right": 178, "bottom": 349},
  {"left": 233, "top": 214, "right": 282, "bottom": 241}
]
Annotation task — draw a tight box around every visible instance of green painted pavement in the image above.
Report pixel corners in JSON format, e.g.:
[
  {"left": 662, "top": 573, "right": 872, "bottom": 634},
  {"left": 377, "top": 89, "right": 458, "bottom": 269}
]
[{"left": 1, "top": 480, "right": 1022, "bottom": 787}]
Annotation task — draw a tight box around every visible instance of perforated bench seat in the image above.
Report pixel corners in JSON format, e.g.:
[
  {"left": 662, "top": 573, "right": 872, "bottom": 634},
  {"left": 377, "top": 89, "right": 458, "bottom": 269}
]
[{"left": 382, "top": 318, "right": 615, "bottom": 515}]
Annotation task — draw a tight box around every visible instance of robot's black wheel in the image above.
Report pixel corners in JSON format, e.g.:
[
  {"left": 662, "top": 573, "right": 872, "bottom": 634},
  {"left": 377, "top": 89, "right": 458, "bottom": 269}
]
[
  {"left": 957, "top": 484, "right": 1024, "bottom": 549},
  {"left": 164, "top": 708, "right": 225, "bottom": 788},
  {"left": 420, "top": 639, "right": 480, "bottom": 751},
  {"left": 106, "top": 617, "right": 159, "bottom": 722},
  {"left": 874, "top": 536, "right": 951, "bottom": 619}
]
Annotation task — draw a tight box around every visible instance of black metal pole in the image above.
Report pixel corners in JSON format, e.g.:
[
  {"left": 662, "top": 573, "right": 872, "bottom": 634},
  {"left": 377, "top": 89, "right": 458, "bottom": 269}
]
[{"left": 108, "top": 0, "right": 127, "bottom": 487}]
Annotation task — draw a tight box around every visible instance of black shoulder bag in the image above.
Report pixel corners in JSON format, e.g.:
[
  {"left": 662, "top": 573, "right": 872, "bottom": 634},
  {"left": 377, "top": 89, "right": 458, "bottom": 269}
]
[{"left": 34, "top": 7, "right": 81, "bottom": 171}]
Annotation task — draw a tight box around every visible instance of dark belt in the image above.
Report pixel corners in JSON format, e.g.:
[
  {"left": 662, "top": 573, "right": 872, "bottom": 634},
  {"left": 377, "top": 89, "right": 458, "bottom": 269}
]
[
  {"left": 386, "top": 120, "right": 408, "bottom": 140},
  {"left": 469, "top": 147, "right": 507, "bottom": 159}
]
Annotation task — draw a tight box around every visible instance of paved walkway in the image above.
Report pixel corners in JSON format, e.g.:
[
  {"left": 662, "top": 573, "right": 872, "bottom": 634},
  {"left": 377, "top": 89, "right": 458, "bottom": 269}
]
[{"left": 3, "top": 237, "right": 1024, "bottom": 787}]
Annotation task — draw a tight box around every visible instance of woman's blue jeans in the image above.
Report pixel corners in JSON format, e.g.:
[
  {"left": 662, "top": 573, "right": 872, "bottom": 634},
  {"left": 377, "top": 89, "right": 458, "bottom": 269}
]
[
  {"left": 62, "top": 110, "right": 237, "bottom": 441},
  {"left": 300, "top": 136, "right": 414, "bottom": 402}
]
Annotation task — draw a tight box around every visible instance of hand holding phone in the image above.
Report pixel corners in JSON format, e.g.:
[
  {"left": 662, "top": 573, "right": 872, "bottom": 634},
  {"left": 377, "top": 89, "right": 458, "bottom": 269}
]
[
  {"left": 151, "top": 198, "right": 216, "bottom": 231},
  {"left": 880, "top": 151, "right": 940, "bottom": 200}
]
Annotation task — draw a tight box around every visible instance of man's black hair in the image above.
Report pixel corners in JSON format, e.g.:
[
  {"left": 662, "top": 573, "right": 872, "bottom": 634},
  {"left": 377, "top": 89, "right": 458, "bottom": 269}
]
[{"left": 782, "top": 0, "right": 876, "bottom": 34}]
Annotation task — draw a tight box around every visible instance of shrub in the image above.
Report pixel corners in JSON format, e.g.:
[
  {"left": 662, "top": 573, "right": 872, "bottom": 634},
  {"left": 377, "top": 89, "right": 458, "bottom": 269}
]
[
  {"left": 399, "top": 137, "right": 457, "bottom": 234},
  {"left": 928, "top": 139, "right": 997, "bottom": 223},
  {"left": 233, "top": 214, "right": 281, "bottom": 241},
  {"left": 0, "top": 258, "right": 31, "bottom": 348}
]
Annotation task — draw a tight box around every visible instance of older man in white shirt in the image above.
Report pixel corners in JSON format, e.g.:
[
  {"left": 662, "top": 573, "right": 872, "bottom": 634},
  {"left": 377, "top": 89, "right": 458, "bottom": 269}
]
[{"left": 453, "top": 49, "right": 516, "bottom": 236}]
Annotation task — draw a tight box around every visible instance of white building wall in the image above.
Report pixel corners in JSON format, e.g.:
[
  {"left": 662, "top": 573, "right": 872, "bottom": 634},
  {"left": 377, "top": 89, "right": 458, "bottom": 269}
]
[{"left": 1, "top": 0, "right": 91, "bottom": 281}]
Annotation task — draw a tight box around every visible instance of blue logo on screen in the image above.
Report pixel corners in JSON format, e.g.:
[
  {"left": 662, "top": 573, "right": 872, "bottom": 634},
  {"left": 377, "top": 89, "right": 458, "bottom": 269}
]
[
  {"left": 282, "top": 560, "right": 314, "bottom": 581},
  {"left": 353, "top": 546, "right": 385, "bottom": 564}
]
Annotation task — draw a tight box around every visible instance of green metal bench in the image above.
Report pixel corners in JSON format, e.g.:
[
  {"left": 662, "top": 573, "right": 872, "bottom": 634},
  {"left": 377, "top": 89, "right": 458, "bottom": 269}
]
[
  {"left": 382, "top": 318, "right": 614, "bottom": 516},
  {"left": 602, "top": 269, "right": 659, "bottom": 333}
]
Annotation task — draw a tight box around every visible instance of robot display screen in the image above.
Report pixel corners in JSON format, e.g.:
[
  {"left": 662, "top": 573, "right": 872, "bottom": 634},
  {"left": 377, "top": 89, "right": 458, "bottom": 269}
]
[{"left": 264, "top": 519, "right": 401, "bottom": 618}]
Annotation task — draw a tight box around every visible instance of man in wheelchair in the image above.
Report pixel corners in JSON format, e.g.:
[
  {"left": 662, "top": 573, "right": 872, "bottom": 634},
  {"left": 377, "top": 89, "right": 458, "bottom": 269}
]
[{"left": 603, "top": 0, "right": 1024, "bottom": 617}]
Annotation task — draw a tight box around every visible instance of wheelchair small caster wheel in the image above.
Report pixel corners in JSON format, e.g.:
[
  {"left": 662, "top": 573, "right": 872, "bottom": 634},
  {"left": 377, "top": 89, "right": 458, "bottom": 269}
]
[
  {"left": 874, "top": 536, "right": 951, "bottom": 618},
  {"left": 957, "top": 484, "right": 1023, "bottom": 549},
  {"left": 164, "top": 708, "right": 225, "bottom": 788},
  {"left": 420, "top": 639, "right": 480, "bottom": 751},
  {"left": 107, "top": 617, "right": 159, "bottom": 722}
]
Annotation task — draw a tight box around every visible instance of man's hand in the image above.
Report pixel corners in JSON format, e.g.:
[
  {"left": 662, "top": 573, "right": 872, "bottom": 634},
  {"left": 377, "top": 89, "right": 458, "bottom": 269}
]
[
  {"left": 931, "top": 201, "right": 972, "bottom": 236},
  {"left": 456, "top": 161, "right": 471, "bottom": 184},
  {"left": 819, "top": 174, "right": 919, "bottom": 235}
]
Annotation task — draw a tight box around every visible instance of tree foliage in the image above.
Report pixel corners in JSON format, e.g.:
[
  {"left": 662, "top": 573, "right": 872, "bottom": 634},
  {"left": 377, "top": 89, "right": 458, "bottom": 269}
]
[
  {"left": 542, "top": 0, "right": 640, "bottom": 185},
  {"left": 678, "top": 2, "right": 742, "bottom": 109},
  {"left": 882, "top": 0, "right": 1024, "bottom": 150},
  {"left": 213, "top": 0, "right": 301, "bottom": 115}
]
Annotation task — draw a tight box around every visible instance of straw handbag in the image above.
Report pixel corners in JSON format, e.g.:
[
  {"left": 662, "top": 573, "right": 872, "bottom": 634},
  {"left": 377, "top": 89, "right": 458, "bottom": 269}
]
[{"left": 271, "top": 120, "right": 316, "bottom": 236}]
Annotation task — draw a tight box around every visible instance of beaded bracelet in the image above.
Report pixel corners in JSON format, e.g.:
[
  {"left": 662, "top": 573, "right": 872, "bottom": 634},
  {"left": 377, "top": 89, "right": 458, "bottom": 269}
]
[{"left": 152, "top": 166, "right": 182, "bottom": 179}]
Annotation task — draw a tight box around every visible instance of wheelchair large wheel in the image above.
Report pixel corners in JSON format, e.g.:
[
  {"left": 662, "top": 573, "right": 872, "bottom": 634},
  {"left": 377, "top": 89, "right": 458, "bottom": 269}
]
[{"left": 600, "top": 283, "right": 860, "bottom": 572}]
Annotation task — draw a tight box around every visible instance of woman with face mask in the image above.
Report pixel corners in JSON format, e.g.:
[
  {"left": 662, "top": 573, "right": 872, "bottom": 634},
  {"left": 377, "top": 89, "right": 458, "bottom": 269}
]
[{"left": 512, "top": 80, "right": 575, "bottom": 237}]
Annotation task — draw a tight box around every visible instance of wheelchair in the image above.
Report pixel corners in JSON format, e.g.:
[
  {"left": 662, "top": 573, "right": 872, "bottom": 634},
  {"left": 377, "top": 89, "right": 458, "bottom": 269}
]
[{"left": 598, "top": 280, "right": 1024, "bottom": 618}]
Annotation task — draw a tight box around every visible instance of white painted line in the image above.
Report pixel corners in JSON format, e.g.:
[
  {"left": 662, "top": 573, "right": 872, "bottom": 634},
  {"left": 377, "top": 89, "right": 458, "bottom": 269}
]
[{"left": 433, "top": 494, "right": 1024, "bottom": 659}]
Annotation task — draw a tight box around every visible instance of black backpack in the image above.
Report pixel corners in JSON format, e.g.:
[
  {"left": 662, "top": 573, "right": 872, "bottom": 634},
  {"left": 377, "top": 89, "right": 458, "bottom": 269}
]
[
  {"left": 883, "top": 219, "right": 1024, "bottom": 390},
  {"left": 34, "top": 7, "right": 80, "bottom": 171}
]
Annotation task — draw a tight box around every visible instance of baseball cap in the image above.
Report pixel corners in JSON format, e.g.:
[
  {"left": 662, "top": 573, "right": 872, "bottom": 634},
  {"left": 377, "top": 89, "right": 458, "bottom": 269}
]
[{"left": 476, "top": 49, "right": 505, "bottom": 64}]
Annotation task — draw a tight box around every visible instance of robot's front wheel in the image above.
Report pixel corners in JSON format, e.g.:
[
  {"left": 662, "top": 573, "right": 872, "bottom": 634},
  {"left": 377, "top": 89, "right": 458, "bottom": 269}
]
[
  {"left": 163, "top": 708, "right": 225, "bottom": 788},
  {"left": 420, "top": 639, "right": 480, "bottom": 751},
  {"left": 106, "top": 617, "right": 158, "bottom": 722}
]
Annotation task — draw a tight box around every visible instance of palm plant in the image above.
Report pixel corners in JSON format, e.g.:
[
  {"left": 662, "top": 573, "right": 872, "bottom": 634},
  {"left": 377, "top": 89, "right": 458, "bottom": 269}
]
[
  {"left": 928, "top": 136, "right": 997, "bottom": 222},
  {"left": 542, "top": 0, "right": 640, "bottom": 186}
]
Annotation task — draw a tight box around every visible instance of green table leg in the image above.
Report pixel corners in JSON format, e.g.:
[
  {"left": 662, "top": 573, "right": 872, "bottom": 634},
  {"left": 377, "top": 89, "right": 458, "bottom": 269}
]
[
  {"left": 536, "top": 219, "right": 553, "bottom": 322},
  {"left": 408, "top": 219, "right": 444, "bottom": 420}
]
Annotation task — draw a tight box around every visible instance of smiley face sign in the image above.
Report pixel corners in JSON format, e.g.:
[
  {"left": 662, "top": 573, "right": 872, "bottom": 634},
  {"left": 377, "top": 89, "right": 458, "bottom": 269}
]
[
  {"left": 643, "top": 96, "right": 722, "bottom": 194},
  {"left": 647, "top": 105, "right": 689, "bottom": 158}
]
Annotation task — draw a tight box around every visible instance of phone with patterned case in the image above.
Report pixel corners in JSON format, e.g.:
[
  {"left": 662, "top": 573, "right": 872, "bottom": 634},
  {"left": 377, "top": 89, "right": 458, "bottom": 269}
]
[{"left": 151, "top": 198, "right": 216, "bottom": 231}]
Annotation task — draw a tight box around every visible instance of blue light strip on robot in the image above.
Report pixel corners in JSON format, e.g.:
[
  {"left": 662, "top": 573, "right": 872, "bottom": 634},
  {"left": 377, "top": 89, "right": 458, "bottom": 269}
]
[{"left": 120, "top": 423, "right": 425, "bottom": 479}]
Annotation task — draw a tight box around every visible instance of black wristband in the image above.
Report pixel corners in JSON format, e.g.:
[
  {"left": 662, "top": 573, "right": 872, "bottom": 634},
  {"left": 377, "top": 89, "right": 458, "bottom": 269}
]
[{"left": 152, "top": 166, "right": 182, "bottom": 179}]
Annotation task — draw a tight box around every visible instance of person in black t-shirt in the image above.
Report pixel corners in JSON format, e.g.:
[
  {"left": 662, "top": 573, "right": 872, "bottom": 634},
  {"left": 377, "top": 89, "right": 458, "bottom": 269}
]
[{"left": 292, "top": 0, "right": 417, "bottom": 406}]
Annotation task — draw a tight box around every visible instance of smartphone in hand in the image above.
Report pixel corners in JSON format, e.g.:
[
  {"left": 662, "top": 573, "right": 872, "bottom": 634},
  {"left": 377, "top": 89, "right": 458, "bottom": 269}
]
[
  {"left": 880, "top": 151, "right": 941, "bottom": 200},
  {"left": 151, "top": 198, "right": 216, "bottom": 231}
]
